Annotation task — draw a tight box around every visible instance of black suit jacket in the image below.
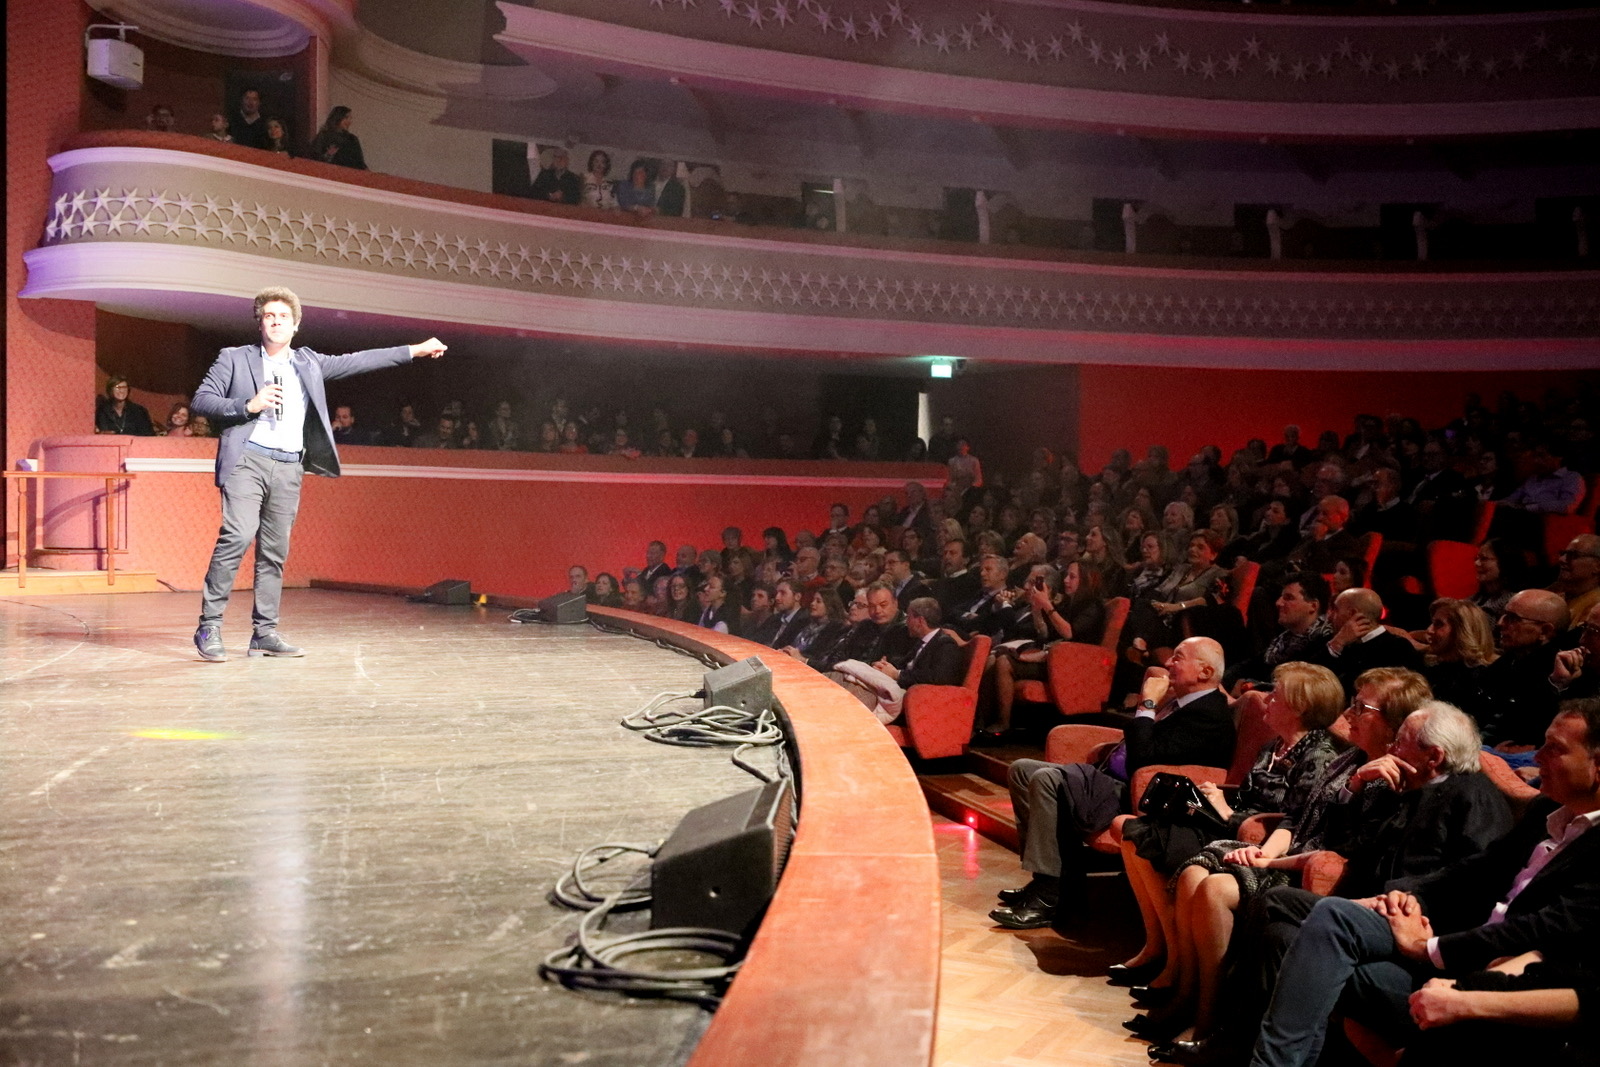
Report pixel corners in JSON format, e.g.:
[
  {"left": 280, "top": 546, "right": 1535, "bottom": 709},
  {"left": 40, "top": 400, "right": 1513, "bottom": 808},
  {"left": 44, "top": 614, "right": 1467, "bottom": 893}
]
[
  {"left": 935, "top": 571, "right": 982, "bottom": 616},
  {"left": 895, "top": 578, "right": 933, "bottom": 614},
  {"left": 1121, "top": 688, "right": 1236, "bottom": 779},
  {"left": 897, "top": 631, "right": 967, "bottom": 689},
  {"left": 1394, "top": 799, "right": 1600, "bottom": 972},
  {"left": 1305, "top": 629, "right": 1423, "bottom": 691},
  {"left": 767, "top": 608, "right": 809, "bottom": 650},
  {"left": 1323, "top": 772, "right": 1513, "bottom": 900},
  {"left": 638, "top": 562, "right": 671, "bottom": 590}
]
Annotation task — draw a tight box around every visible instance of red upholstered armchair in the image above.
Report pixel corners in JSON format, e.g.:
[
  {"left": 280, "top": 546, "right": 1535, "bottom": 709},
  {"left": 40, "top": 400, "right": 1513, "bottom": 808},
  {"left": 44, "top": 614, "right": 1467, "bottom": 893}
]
[
  {"left": 1012, "top": 597, "right": 1131, "bottom": 716},
  {"left": 1426, "top": 540, "right": 1479, "bottom": 599},
  {"left": 886, "top": 634, "right": 992, "bottom": 760}
]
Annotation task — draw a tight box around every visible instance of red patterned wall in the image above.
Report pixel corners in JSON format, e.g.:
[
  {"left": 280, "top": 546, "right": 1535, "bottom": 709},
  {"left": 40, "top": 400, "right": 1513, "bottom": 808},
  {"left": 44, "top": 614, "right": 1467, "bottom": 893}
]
[{"left": 6, "top": 3, "right": 102, "bottom": 566}]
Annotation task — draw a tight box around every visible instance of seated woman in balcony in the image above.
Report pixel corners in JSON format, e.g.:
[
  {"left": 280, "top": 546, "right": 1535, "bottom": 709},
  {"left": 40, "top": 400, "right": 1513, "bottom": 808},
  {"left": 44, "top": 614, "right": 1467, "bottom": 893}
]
[
  {"left": 613, "top": 159, "right": 657, "bottom": 216},
  {"left": 581, "top": 150, "right": 616, "bottom": 211},
  {"left": 263, "top": 118, "right": 291, "bottom": 157},
  {"left": 666, "top": 573, "right": 697, "bottom": 623},
  {"left": 95, "top": 376, "right": 155, "bottom": 436},
  {"left": 163, "top": 402, "right": 192, "bottom": 437},
  {"left": 309, "top": 106, "right": 366, "bottom": 170}
]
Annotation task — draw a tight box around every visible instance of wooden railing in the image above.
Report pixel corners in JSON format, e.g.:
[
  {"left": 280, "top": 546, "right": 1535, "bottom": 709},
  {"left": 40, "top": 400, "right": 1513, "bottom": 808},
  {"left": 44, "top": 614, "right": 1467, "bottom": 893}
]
[{"left": 4, "top": 470, "right": 137, "bottom": 587}]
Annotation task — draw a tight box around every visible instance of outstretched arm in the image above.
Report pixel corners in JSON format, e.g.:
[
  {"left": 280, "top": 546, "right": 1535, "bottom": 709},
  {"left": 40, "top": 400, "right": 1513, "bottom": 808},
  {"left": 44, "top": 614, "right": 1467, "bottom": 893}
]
[{"left": 410, "top": 338, "right": 447, "bottom": 359}]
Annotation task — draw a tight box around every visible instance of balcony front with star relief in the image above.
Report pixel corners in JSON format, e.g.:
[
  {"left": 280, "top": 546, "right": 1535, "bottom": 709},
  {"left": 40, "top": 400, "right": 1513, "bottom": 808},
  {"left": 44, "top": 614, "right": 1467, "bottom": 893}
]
[
  {"left": 20, "top": 133, "right": 1600, "bottom": 371},
  {"left": 492, "top": 0, "right": 1600, "bottom": 139}
]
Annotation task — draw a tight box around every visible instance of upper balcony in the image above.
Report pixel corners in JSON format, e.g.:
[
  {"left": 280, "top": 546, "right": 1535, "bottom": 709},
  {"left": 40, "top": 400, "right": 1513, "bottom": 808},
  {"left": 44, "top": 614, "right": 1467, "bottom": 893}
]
[
  {"left": 485, "top": 0, "right": 1600, "bottom": 140},
  {"left": 20, "top": 133, "right": 1600, "bottom": 371}
]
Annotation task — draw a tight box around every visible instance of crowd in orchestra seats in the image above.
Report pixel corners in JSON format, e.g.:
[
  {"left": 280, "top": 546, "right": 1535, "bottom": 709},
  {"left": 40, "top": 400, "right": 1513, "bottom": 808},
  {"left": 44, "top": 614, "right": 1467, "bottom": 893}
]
[{"left": 559, "top": 385, "right": 1600, "bottom": 1065}]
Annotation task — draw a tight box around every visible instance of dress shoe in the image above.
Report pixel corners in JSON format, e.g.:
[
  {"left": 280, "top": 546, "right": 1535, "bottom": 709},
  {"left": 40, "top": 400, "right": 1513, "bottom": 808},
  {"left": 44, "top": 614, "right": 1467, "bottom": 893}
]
[
  {"left": 996, "top": 885, "right": 1032, "bottom": 907},
  {"left": 1107, "top": 960, "right": 1163, "bottom": 987},
  {"left": 1131, "top": 984, "right": 1178, "bottom": 1009},
  {"left": 988, "top": 902, "right": 1056, "bottom": 929},
  {"left": 1167, "top": 1035, "right": 1238, "bottom": 1067},
  {"left": 1147, "top": 1044, "right": 1178, "bottom": 1064},
  {"left": 1122, "top": 1011, "right": 1190, "bottom": 1043},
  {"left": 194, "top": 625, "right": 226, "bottom": 662},
  {"left": 248, "top": 631, "right": 305, "bottom": 658}
]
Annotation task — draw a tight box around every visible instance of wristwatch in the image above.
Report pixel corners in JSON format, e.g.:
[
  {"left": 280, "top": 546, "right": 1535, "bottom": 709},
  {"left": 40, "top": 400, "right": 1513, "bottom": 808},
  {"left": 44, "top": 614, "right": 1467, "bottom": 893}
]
[{"left": 1138, "top": 698, "right": 1158, "bottom": 711}]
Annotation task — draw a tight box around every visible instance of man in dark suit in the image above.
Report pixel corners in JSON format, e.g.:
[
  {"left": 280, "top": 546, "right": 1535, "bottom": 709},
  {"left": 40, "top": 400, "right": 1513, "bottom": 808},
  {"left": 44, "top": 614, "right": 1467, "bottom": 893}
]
[
  {"left": 1267, "top": 424, "right": 1315, "bottom": 469},
  {"left": 1248, "top": 700, "right": 1600, "bottom": 1067},
  {"left": 991, "top": 637, "right": 1236, "bottom": 929},
  {"left": 949, "top": 555, "right": 1013, "bottom": 639},
  {"left": 894, "top": 480, "right": 933, "bottom": 541},
  {"left": 1285, "top": 495, "right": 1362, "bottom": 577},
  {"left": 934, "top": 539, "right": 981, "bottom": 616},
  {"left": 227, "top": 88, "right": 269, "bottom": 150},
  {"left": 1304, "top": 588, "right": 1423, "bottom": 691},
  {"left": 528, "top": 147, "right": 581, "bottom": 205},
  {"left": 190, "top": 286, "right": 445, "bottom": 661},
  {"left": 838, "top": 597, "right": 966, "bottom": 724},
  {"left": 885, "top": 550, "right": 932, "bottom": 614},
  {"left": 638, "top": 540, "right": 672, "bottom": 592},
  {"left": 763, "top": 579, "right": 810, "bottom": 650},
  {"left": 1406, "top": 438, "right": 1474, "bottom": 543}
]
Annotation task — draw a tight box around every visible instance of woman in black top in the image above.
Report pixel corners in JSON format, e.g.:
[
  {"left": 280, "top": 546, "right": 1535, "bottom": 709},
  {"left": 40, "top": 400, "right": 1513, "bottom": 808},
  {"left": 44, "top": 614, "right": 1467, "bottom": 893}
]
[
  {"left": 95, "top": 377, "right": 155, "bottom": 436},
  {"left": 309, "top": 106, "right": 366, "bottom": 170}
]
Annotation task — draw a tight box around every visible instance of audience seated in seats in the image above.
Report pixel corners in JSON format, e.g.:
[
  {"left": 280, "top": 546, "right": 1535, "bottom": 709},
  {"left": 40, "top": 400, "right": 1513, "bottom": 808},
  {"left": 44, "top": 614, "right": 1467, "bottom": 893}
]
[
  {"left": 982, "top": 560, "right": 1110, "bottom": 740},
  {"left": 670, "top": 543, "right": 698, "bottom": 579},
  {"left": 723, "top": 554, "right": 755, "bottom": 619},
  {"left": 1498, "top": 439, "right": 1587, "bottom": 517},
  {"left": 1556, "top": 535, "right": 1600, "bottom": 630},
  {"left": 207, "top": 113, "right": 233, "bottom": 143},
  {"left": 934, "top": 539, "right": 981, "bottom": 616},
  {"left": 1268, "top": 425, "right": 1316, "bottom": 470},
  {"left": 567, "top": 565, "right": 594, "bottom": 601},
  {"left": 895, "top": 481, "right": 933, "bottom": 540},
  {"left": 693, "top": 574, "right": 740, "bottom": 636},
  {"left": 780, "top": 585, "right": 849, "bottom": 660},
  {"left": 580, "top": 150, "right": 616, "bottom": 211},
  {"left": 1416, "top": 598, "right": 1500, "bottom": 720},
  {"left": 1475, "top": 589, "right": 1569, "bottom": 757},
  {"left": 1330, "top": 556, "right": 1368, "bottom": 599},
  {"left": 145, "top": 104, "right": 176, "bottom": 132},
  {"left": 947, "top": 438, "right": 984, "bottom": 491},
  {"left": 638, "top": 540, "right": 671, "bottom": 592},
  {"left": 1082, "top": 524, "right": 1130, "bottom": 598},
  {"left": 1227, "top": 575, "right": 1335, "bottom": 693},
  {"left": 1122, "top": 531, "right": 1229, "bottom": 684},
  {"left": 163, "top": 402, "right": 192, "bottom": 437},
  {"left": 884, "top": 550, "right": 932, "bottom": 613},
  {"left": 188, "top": 415, "right": 213, "bottom": 438},
  {"left": 1552, "top": 603, "right": 1600, "bottom": 702},
  {"left": 95, "top": 376, "right": 155, "bottom": 436},
  {"left": 760, "top": 579, "right": 810, "bottom": 650},
  {"left": 796, "top": 584, "right": 879, "bottom": 672},
  {"left": 386, "top": 403, "right": 423, "bottom": 446},
  {"left": 613, "top": 159, "right": 657, "bottom": 216},
  {"left": 485, "top": 401, "right": 520, "bottom": 451},
  {"left": 1245, "top": 700, "right": 1600, "bottom": 1067},
  {"left": 589, "top": 572, "right": 623, "bottom": 608},
  {"left": 948, "top": 554, "right": 1013, "bottom": 639},
  {"left": 227, "top": 88, "right": 268, "bottom": 149},
  {"left": 741, "top": 583, "right": 777, "bottom": 642},
  {"left": 990, "top": 638, "right": 1235, "bottom": 931},
  {"left": 1407, "top": 438, "right": 1475, "bottom": 543},
  {"left": 665, "top": 573, "right": 696, "bottom": 622},
  {"left": 1471, "top": 537, "right": 1527, "bottom": 621},
  {"left": 308, "top": 106, "right": 366, "bottom": 170},
  {"left": 832, "top": 597, "right": 967, "bottom": 724},
  {"left": 1303, "top": 588, "right": 1424, "bottom": 691},
  {"left": 1115, "top": 661, "right": 1351, "bottom": 1049},
  {"left": 263, "top": 118, "right": 291, "bottom": 157},
  {"left": 759, "top": 527, "right": 793, "bottom": 571},
  {"left": 329, "top": 404, "right": 377, "bottom": 445},
  {"left": 530, "top": 147, "right": 582, "bottom": 205},
  {"left": 413, "top": 414, "right": 458, "bottom": 449},
  {"left": 620, "top": 578, "right": 646, "bottom": 611},
  {"left": 1006, "top": 532, "right": 1050, "bottom": 588}
]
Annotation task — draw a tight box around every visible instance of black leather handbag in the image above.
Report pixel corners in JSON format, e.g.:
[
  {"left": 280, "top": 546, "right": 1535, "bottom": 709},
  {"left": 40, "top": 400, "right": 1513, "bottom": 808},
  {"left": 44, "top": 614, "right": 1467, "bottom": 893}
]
[{"left": 1138, "top": 772, "right": 1229, "bottom": 833}]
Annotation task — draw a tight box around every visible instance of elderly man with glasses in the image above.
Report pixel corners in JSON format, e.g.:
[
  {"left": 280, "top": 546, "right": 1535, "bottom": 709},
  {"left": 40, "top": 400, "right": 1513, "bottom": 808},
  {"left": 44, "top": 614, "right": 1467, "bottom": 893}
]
[
  {"left": 1474, "top": 589, "right": 1570, "bottom": 759},
  {"left": 1555, "top": 534, "right": 1600, "bottom": 631}
]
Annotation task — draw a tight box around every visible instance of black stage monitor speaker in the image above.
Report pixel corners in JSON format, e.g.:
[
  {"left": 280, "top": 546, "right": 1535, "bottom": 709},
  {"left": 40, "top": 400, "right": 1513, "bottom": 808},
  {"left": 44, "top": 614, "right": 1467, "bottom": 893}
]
[
  {"left": 415, "top": 578, "right": 472, "bottom": 605},
  {"left": 537, "top": 590, "right": 588, "bottom": 625},
  {"left": 702, "top": 656, "right": 772, "bottom": 714},
  {"left": 650, "top": 778, "right": 795, "bottom": 939}
]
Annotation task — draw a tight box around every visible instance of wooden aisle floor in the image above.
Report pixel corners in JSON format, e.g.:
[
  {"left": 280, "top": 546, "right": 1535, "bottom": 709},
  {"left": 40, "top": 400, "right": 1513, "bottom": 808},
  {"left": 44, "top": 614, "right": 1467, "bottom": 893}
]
[{"left": 932, "top": 814, "right": 1154, "bottom": 1067}]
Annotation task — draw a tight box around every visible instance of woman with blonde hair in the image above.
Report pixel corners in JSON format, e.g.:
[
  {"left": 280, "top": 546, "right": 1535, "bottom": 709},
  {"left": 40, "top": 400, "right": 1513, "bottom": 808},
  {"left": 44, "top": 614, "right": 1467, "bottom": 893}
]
[{"left": 1418, "top": 597, "right": 1497, "bottom": 718}]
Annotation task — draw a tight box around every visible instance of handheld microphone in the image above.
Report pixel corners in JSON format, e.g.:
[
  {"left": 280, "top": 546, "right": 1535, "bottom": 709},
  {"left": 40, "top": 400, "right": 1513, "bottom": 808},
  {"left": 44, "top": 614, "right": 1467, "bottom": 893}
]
[{"left": 272, "top": 373, "right": 284, "bottom": 419}]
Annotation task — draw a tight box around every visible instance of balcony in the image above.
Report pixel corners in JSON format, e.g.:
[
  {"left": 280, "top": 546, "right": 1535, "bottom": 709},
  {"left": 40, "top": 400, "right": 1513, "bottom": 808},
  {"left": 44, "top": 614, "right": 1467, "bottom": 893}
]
[{"left": 21, "top": 133, "right": 1600, "bottom": 370}]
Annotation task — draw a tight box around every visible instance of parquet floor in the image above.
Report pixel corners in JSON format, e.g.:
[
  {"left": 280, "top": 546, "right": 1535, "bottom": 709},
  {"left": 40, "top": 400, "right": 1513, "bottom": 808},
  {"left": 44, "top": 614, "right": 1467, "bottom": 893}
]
[{"left": 932, "top": 815, "right": 1155, "bottom": 1067}]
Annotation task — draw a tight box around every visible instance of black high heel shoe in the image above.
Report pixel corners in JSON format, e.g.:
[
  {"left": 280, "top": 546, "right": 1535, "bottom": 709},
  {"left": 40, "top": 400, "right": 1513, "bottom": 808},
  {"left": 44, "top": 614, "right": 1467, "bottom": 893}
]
[
  {"left": 1107, "top": 960, "right": 1163, "bottom": 987},
  {"left": 1131, "top": 984, "right": 1177, "bottom": 1009}
]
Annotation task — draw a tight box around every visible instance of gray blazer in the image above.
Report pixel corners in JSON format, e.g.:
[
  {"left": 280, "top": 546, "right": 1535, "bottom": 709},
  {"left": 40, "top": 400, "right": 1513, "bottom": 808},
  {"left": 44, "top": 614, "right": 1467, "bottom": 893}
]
[{"left": 191, "top": 343, "right": 411, "bottom": 487}]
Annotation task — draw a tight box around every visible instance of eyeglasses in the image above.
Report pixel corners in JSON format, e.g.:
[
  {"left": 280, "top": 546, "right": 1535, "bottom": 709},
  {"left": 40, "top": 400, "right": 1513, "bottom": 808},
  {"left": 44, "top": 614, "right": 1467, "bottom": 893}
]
[
  {"left": 1499, "top": 611, "right": 1534, "bottom": 626},
  {"left": 1559, "top": 549, "right": 1600, "bottom": 561},
  {"left": 1347, "top": 700, "right": 1384, "bottom": 718}
]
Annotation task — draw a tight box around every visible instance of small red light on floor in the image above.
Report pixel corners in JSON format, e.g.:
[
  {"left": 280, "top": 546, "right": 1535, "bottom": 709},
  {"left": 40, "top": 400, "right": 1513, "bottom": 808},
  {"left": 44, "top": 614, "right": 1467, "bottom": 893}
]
[{"left": 965, "top": 813, "right": 977, "bottom": 826}]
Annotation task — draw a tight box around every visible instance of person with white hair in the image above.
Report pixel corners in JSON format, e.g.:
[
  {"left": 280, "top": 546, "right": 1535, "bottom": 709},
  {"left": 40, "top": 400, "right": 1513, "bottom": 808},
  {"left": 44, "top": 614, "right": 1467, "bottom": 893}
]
[{"left": 990, "top": 637, "right": 1235, "bottom": 930}]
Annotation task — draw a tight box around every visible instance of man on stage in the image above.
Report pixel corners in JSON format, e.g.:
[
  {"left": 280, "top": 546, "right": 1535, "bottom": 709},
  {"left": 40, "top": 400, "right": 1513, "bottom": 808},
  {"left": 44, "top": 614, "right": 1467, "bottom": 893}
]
[{"left": 190, "top": 286, "right": 447, "bottom": 660}]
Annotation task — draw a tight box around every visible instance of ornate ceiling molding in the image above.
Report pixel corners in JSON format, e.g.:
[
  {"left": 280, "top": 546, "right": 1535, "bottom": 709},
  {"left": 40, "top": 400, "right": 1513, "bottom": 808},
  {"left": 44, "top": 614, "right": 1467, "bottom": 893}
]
[
  {"left": 20, "top": 145, "right": 1600, "bottom": 370},
  {"left": 495, "top": 0, "right": 1600, "bottom": 138}
]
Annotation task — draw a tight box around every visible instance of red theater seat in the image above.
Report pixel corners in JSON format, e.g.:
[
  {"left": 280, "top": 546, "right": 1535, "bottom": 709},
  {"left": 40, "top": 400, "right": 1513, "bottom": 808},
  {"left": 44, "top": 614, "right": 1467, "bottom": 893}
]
[
  {"left": 886, "top": 634, "right": 992, "bottom": 760},
  {"left": 1012, "top": 597, "right": 1131, "bottom": 716},
  {"left": 1427, "top": 540, "right": 1480, "bottom": 599}
]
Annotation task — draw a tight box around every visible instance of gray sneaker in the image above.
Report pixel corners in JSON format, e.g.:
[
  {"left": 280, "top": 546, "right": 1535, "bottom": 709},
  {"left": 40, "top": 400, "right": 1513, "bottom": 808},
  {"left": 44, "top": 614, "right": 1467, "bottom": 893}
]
[
  {"left": 194, "top": 625, "right": 226, "bottom": 662},
  {"left": 248, "top": 632, "right": 305, "bottom": 658}
]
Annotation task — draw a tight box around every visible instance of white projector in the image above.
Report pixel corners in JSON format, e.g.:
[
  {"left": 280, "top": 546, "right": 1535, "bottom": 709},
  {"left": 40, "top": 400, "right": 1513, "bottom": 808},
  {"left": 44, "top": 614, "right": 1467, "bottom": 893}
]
[{"left": 87, "top": 36, "right": 144, "bottom": 90}]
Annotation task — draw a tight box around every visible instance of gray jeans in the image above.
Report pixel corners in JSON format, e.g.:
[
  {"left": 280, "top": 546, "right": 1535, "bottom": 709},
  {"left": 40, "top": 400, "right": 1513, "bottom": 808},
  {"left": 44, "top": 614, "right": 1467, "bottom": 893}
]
[{"left": 199, "top": 449, "right": 303, "bottom": 635}]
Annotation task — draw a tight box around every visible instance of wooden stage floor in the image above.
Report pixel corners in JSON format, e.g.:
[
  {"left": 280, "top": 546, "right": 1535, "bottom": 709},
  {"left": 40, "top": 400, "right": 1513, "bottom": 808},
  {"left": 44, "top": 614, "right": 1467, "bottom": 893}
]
[
  {"left": 0, "top": 590, "right": 767, "bottom": 1066},
  {"left": 2, "top": 589, "right": 1160, "bottom": 1067}
]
